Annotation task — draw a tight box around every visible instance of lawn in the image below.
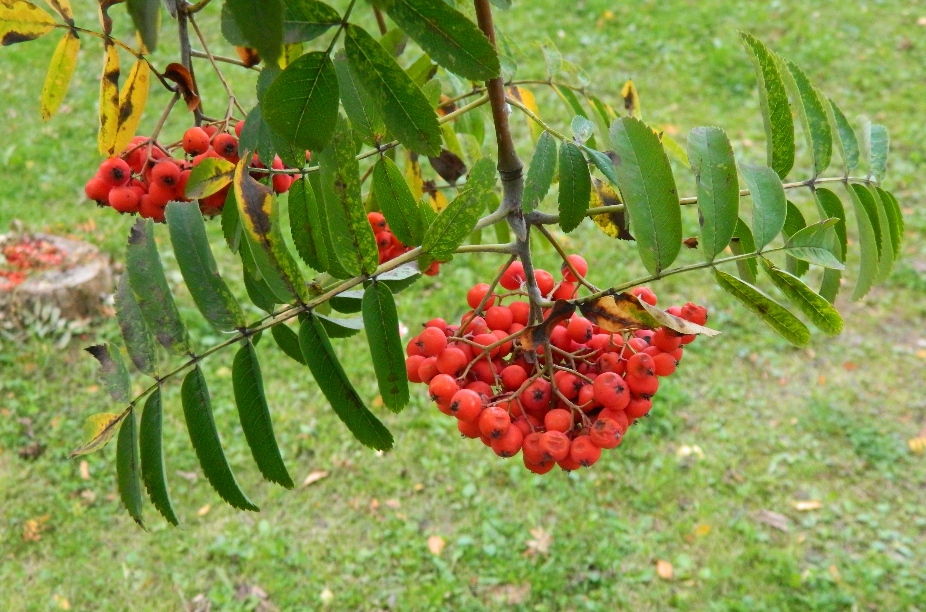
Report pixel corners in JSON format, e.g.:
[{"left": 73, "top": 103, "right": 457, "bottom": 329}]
[{"left": 1, "top": 1, "right": 925, "bottom": 610}]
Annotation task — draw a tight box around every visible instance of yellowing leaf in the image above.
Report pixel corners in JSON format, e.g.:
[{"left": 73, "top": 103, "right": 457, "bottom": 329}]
[
  {"left": 694, "top": 523, "right": 712, "bottom": 537},
  {"left": 98, "top": 38, "right": 120, "bottom": 156},
  {"left": 404, "top": 150, "right": 423, "bottom": 200},
  {"left": 111, "top": 58, "right": 150, "bottom": 156},
  {"left": 792, "top": 500, "right": 823, "bottom": 511},
  {"left": 69, "top": 408, "right": 128, "bottom": 457},
  {"left": 656, "top": 559, "right": 673, "bottom": 580},
  {"left": 509, "top": 85, "right": 544, "bottom": 142},
  {"left": 427, "top": 189, "right": 449, "bottom": 213},
  {"left": 427, "top": 535, "right": 445, "bottom": 555},
  {"left": 589, "top": 177, "right": 633, "bottom": 240},
  {"left": 79, "top": 460, "right": 90, "bottom": 480},
  {"left": 22, "top": 514, "right": 51, "bottom": 541},
  {"left": 185, "top": 157, "right": 235, "bottom": 199},
  {"left": 302, "top": 470, "right": 329, "bottom": 486},
  {"left": 0, "top": 0, "right": 56, "bottom": 46},
  {"left": 621, "top": 79, "right": 640, "bottom": 117},
  {"left": 196, "top": 504, "right": 211, "bottom": 516},
  {"left": 40, "top": 29, "right": 80, "bottom": 121},
  {"left": 579, "top": 293, "right": 720, "bottom": 337},
  {"left": 44, "top": 0, "right": 71, "bottom": 23}
]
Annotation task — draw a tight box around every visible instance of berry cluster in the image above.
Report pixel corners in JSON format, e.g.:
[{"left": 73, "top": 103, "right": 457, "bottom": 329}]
[
  {"left": 0, "top": 237, "right": 65, "bottom": 290},
  {"left": 83, "top": 122, "right": 301, "bottom": 222},
  {"left": 405, "top": 255, "right": 707, "bottom": 474},
  {"left": 367, "top": 212, "right": 440, "bottom": 275}
]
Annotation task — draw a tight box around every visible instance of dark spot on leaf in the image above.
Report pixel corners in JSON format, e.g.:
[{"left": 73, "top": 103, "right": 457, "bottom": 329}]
[
  {"left": 128, "top": 219, "right": 147, "bottom": 245},
  {"left": 2, "top": 31, "right": 41, "bottom": 46}
]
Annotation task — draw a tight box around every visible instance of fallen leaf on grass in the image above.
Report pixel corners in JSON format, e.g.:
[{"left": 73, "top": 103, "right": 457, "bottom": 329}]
[
  {"left": 53, "top": 595, "right": 70, "bottom": 610},
  {"left": 302, "top": 470, "right": 329, "bottom": 486},
  {"left": 428, "top": 535, "right": 445, "bottom": 555},
  {"left": 79, "top": 460, "right": 90, "bottom": 480},
  {"left": 694, "top": 523, "right": 712, "bottom": 537},
  {"left": 755, "top": 510, "right": 789, "bottom": 532},
  {"left": 23, "top": 514, "right": 51, "bottom": 541},
  {"left": 385, "top": 498, "right": 401, "bottom": 509},
  {"left": 197, "top": 504, "right": 211, "bottom": 517},
  {"left": 792, "top": 500, "right": 823, "bottom": 511},
  {"left": 656, "top": 560, "right": 674, "bottom": 580},
  {"left": 908, "top": 437, "right": 926, "bottom": 455},
  {"left": 524, "top": 527, "right": 552, "bottom": 556},
  {"left": 487, "top": 583, "right": 531, "bottom": 605}
]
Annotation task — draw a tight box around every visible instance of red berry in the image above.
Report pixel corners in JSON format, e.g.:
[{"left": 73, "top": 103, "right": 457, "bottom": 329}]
[
  {"left": 509, "top": 301, "right": 529, "bottom": 326},
  {"left": 212, "top": 133, "right": 239, "bottom": 159},
  {"left": 417, "top": 357, "right": 439, "bottom": 384},
  {"left": 138, "top": 195, "right": 165, "bottom": 222},
  {"left": 680, "top": 302, "right": 708, "bottom": 325},
  {"left": 465, "top": 380, "right": 493, "bottom": 398},
  {"left": 235, "top": 120, "right": 245, "bottom": 138},
  {"left": 485, "top": 306, "right": 513, "bottom": 331},
  {"left": 457, "top": 418, "right": 482, "bottom": 438},
  {"left": 460, "top": 315, "right": 489, "bottom": 336},
  {"left": 652, "top": 327, "right": 682, "bottom": 353},
  {"left": 544, "top": 408, "right": 573, "bottom": 433},
  {"left": 424, "top": 317, "right": 447, "bottom": 332},
  {"left": 626, "top": 352, "right": 656, "bottom": 378},
  {"left": 478, "top": 405, "right": 511, "bottom": 439},
  {"left": 467, "top": 283, "right": 495, "bottom": 310},
  {"left": 652, "top": 352, "right": 677, "bottom": 377},
  {"left": 521, "top": 379, "right": 552, "bottom": 412},
  {"left": 84, "top": 176, "right": 111, "bottom": 202},
  {"left": 625, "top": 396, "right": 653, "bottom": 419},
  {"left": 405, "top": 355, "right": 425, "bottom": 382},
  {"left": 429, "top": 374, "right": 459, "bottom": 405},
  {"left": 552, "top": 281, "right": 576, "bottom": 301},
  {"left": 539, "top": 431, "right": 571, "bottom": 462},
  {"left": 522, "top": 432, "right": 546, "bottom": 464},
  {"left": 589, "top": 418, "right": 622, "bottom": 449},
  {"left": 534, "top": 269, "right": 555, "bottom": 296},
  {"left": 632, "top": 286, "right": 657, "bottom": 305},
  {"left": 416, "top": 327, "right": 448, "bottom": 357},
  {"left": 182, "top": 127, "right": 211, "bottom": 155},
  {"left": 449, "top": 389, "right": 483, "bottom": 422},
  {"left": 472, "top": 333, "right": 500, "bottom": 358},
  {"left": 567, "top": 317, "right": 593, "bottom": 344},
  {"left": 108, "top": 186, "right": 140, "bottom": 213},
  {"left": 98, "top": 157, "right": 132, "bottom": 187},
  {"left": 490, "top": 425, "right": 524, "bottom": 457},
  {"left": 500, "top": 365, "right": 528, "bottom": 391},
  {"left": 561, "top": 254, "right": 589, "bottom": 282},
  {"left": 272, "top": 173, "right": 293, "bottom": 194},
  {"left": 524, "top": 458, "right": 555, "bottom": 474},
  {"left": 435, "top": 347, "right": 468, "bottom": 377},
  {"left": 570, "top": 435, "right": 601, "bottom": 466},
  {"left": 500, "top": 261, "right": 525, "bottom": 290},
  {"left": 627, "top": 374, "right": 658, "bottom": 397},
  {"left": 592, "top": 372, "right": 630, "bottom": 410},
  {"left": 553, "top": 370, "right": 582, "bottom": 400},
  {"left": 151, "top": 160, "right": 181, "bottom": 189}
]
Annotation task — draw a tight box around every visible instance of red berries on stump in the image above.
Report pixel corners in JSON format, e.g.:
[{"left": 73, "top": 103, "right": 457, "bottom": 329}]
[{"left": 404, "top": 257, "right": 708, "bottom": 474}]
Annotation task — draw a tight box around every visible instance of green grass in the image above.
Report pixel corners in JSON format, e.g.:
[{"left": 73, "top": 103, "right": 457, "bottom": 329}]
[{"left": 2, "top": 1, "right": 926, "bottom": 610}]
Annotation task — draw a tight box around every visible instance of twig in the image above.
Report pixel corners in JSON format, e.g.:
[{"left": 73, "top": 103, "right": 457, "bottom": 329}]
[{"left": 188, "top": 14, "right": 247, "bottom": 117}]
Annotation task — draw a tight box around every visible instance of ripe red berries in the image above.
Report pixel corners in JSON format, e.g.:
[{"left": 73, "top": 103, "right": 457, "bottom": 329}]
[{"left": 404, "top": 270, "right": 707, "bottom": 474}]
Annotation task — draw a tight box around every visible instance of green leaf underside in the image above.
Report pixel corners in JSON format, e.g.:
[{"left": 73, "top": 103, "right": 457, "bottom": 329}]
[
  {"left": 262, "top": 51, "right": 339, "bottom": 153},
  {"left": 583, "top": 146, "right": 619, "bottom": 186},
  {"left": 317, "top": 116, "right": 379, "bottom": 276},
  {"left": 740, "top": 163, "right": 786, "bottom": 250},
  {"left": 714, "top": 270, "right": 809, "bottom": 347},
  {"left": 126, "top": 0, "right": 159, "bottom": 52},
  {"left": 842, "top": 183, "right": 878, "bottom": 300},
  {"left": 115, "top": 274, "right": 157, "bottom": 375},
  {"left": 866, "top": 123, "right": 889, "bottom": 182},
  {"left": 609, "top": 116, "right": 681, "bottom": 275},
  {"left": 271, "top": 323, "right": 307, "bottom": 364},
  {"left": 125, "top": 219, "right": 190, "bottom": 355},
  {"left": 782, "top": 201, "right": 809, "bottom": 277},
  {"left": 116, "top": 409, "right": 144, "bottom": 527},
  {"left": 557, "top": 141, "right": 591, "bottom": 233},
  {"left": 421, "top": 157, "right": 496, "bottom": 263},
  {"left": 226, "top": 0, "right": 283, "bottom": 64},
  {"left": 181, "top": 365, "right": 259, "bottom": 511},
  {"left": 814, "top": 188, "right": 848, "bottom": 258},
  {"left": 761, "top": 259, "right": 843, "bottom": 335},
  {"left": 330, "top": 289, "right": 364, "bottom": 314},
  {"left": 522, "top": 131, "right": 557, "bottom": 212},
  {"left": 372, "top": 157, "right": 424, "bottom": 246},
  {"left": 344, "top": 24, "right": 441, "bottom": 156},
  {"left": 318, "top": 313, "right": 364, "bottom": 338},
  {"left": 85, "top": 344, "right": 131, "bottom": 403},
  {"left": 139, "top": 388, "right": 180, "bottom": 526},
  {"left": 729, "top": 218, "right": 758, "bottom": 283},
  {"left": 362, "top": 282, "right": 409, "bottom": 411},
  {"left": 232, "top": 340, "right": 294, "bottom": 488},
  {"left": 382, "top": 0, "right": 500, "bottom": 81},
  {"left": 235, "top": 158, "right": 309, "bottom": 303},
  {"left": 298, "top": 316, "right": 394, "bottom": 450},
  {"left": 828, "top": 98, "right": 860, "bottom": 172},
  {"left": 288, "top": 177, "right": 326, "bottom": 271},
  {"left": 687, "top": 126, "right": 739, "bottom": 261},
  {"left": 782, "top": 58, "right": 832, "bottom": 176},
  {"left": 165, "top": 203, "right": 246, "bottom": 332},
  {"left": 556, "top": 86, "right": 596, "bottom": 149},
  {"left": 783, "top": 218, "right": 845, "bottom": 270},
  {"left": 334, "top": 52, "right": 385, "bottom": 144},
  {"left": 740, "top": 33, "right": 795, "bottom": 180}
]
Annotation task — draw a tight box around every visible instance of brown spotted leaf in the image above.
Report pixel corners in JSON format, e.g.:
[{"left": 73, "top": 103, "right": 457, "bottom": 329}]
[
  {"left": 111, "top": 59, "right": 150, "bottom": 156},
  {"left": 44, "top": 0, "right": 73, "bottom": 23},
  {"left": 519, "top": 300, "right": 576, "bottom": 351},
  {"left": 98, "top": 38, "right": 120, "bottom": 156},
  {"left": 621, "top": 79, "right": 640, "bottom": 117},
  {"left": 39, "top": 28, "right": 80, "bottom": 121},
  {"left": 0, "top": 0, "right": 56, "bottom": 46},
  {"left": 579, "top": 293, "right": 720, "bottom": 336},
  {"left": 162, "top": 62, "right": 200, "bottom": 111},
  {"left": 428, "top": 149, "right": 467, "bottom": 184},
  {"left": 70, "top": 408, "right": 130, "bottom": 457},
  {"left": 589, "top": 177, "right": 633, "bottom": 240}
]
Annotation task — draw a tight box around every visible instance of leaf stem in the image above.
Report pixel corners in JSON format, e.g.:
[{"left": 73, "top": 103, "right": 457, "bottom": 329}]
[{"left": 188, "top": 14, "right": 247, "bottom": 117}]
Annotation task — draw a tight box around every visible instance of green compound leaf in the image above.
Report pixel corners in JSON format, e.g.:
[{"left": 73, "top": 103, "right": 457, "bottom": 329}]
[
  {"left": 334, "top": 51, "right": 385, "bottom": 145},
  {"left": 85, "top": 343, "right": 131, "bottom": 403},
  {"left": 687, "top": 126, "right": 739, "bottom": 261},
  {"left": 609, "top": 116, "right": 681, "bottom": 275},
  {"left": 233, "top": 339, "right": 294, "bottom": 488},
  {"left": 865, "top": 185, "right": 895, "bottom": 282},
  {"left": 125, "top": 219, "right": 191, "bottom": 355},
  {"left": 783, "top": 218, "right": 844, "bottom": 270},
  {"left": 739, "top": 163, "right": 786, "bottom": 251},
  {"left": 713, "top": 269, "right": 809, "bottom": 347},
  {"left": 316, "top": 115, "right": 379, "bottom": 277},
  {"left": 288, "top": 177, "right": 326, "bottom": 272},
  {"left": 165, "top": 203, "right": 247, "bottom": 333},
  {"left": 262, "top": 51, "right": 339, "bottom": 153},
  {"left": 761, "top": 259, "right": 843, "bottom": 335},
  {"left": 842, "top": 183, "right": 879, "bottom": 301},
  {"left": 225, "top": 0, "right": 284, "bottom": 64},
  {"left": 875, "top": 187, "right": 904, "bottom": 256},
  {"left": 740, "top": 33, "right": 795, "bottom": 179},
  {"left": 362, "top": 282, "right": 409, "bottom": 412},
  {"left": 814, "top": 188, "right": 848, "bottom": 259},
  {"left": 116, "top": 408, "right": 144, "bottom": 527},
  {"left": 781, "top": 58, "right": 832, "bottom": 176},
  {"left": 849, "top": 183, "right": 883, "bottom": 259},
  {"left": 139, "top": 387, "right": 180, "bottom": 526},
  {"left": 729, "top": 218, "right": 758, "bottom": 284},
  {"left": 181, "top": 365, "right": 259, "bottom": 511},
  {"left": 582, "top": 145, "right": 619, "bottom": 187},
  {"left": 380, "top": 0, "right": 500, "bottom": 80},
  {"left": 283, "top": 0, "right": 340, "bottom": 43},
  {"left": 371, "top": 156, "right": 424, "bottom": 246},
  {"left": 115, "top": 274, "right": 156, "bottom": 376},
  {"left": 235, "top": 156, "right": 309, "bottom": 303},
  {"left": 522, "top": 131, "right": 557, "bottom": 212},
  {"left": 828, "top": 98, "right": 860, "bottom": 173},
  {"left": 298, "top": 315, "right": 394, "bottom": 451},
  {"left": 421, "top": 157, "right": 496, "bottom": 264},
  {"left": 782, "top": 201, "right": 809, "bottom": 277},
  {"left": 557, "top": 140, "right": 591, "bottom": 233},
  {"left": 344, "top": 23, "right": 441, "bottom": 156}
]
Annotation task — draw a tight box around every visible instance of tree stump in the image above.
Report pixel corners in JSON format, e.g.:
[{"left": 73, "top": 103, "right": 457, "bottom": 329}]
[{"left": 0, "top": 233, "right": 113, "bottom": 321}]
